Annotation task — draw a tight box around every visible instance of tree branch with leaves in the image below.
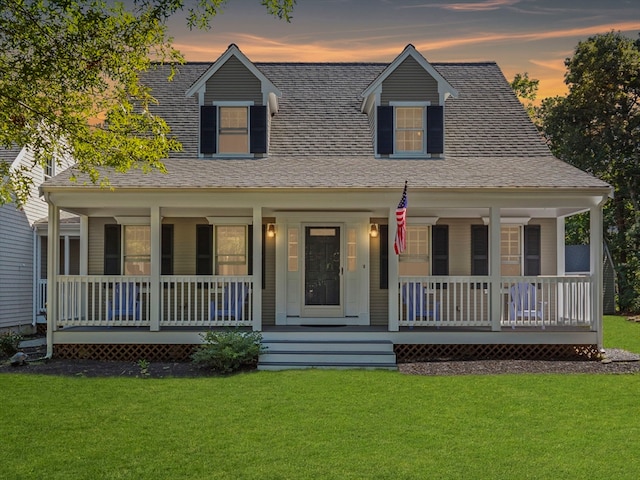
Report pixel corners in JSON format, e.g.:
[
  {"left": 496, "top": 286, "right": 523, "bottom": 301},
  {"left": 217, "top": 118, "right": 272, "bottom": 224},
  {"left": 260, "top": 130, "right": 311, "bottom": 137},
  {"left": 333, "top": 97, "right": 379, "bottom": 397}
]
[{"left": 0, "top": 0, "right": 295, "bottom": 206}]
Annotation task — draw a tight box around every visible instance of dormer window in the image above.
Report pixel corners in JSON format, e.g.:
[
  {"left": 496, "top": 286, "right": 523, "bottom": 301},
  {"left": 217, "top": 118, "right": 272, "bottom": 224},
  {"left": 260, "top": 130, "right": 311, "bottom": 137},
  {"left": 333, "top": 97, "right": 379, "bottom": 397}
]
[
  {"left": 394, "top": 103, "right": 428, "bottom": 156},
  {"left": 219, "top": 105, "right": 249, "bottom": 154},
  {"left": 200, "top": 103, "right": 267, "bottom": 157},
  {"left": 377, "top": 104, "right": 444, "bottom": 158}
]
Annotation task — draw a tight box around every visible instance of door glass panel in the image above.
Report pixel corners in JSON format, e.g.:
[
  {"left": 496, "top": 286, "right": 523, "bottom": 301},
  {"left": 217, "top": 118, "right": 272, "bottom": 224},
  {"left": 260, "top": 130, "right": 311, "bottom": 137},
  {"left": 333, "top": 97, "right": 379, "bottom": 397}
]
[{"left": 305, "top": 227, "right": 340, "bottom": 306}]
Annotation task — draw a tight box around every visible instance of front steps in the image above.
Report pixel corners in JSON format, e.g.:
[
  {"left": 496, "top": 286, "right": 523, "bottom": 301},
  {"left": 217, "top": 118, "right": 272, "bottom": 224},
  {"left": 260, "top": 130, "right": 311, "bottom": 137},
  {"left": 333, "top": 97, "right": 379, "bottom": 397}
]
[{"left": 258, "top": 339, "right": 397, "bottom": 370}]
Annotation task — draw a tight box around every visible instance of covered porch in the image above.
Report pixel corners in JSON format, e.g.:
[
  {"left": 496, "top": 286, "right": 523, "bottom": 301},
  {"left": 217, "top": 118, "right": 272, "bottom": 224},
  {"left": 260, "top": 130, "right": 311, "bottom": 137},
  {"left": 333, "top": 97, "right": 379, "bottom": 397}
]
[{"left": 42, "top": 185, "right": 609, "bottom": 360}]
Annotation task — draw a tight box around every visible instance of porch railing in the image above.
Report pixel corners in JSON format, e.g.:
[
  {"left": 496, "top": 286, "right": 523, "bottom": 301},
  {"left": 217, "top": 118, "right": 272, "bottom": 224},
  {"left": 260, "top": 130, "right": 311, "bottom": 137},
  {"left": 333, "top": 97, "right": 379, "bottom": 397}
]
[
  {"left": 54, "top": 275, "right": 253, "bottom": 328},
  {"left": 399, "top": 276, "right": 492, "bottom": 328},
  {"left": 160, "top": 276, "right": 253, "bottom": 327},
  {"left": 501, "top": 276, "right": 592, "bottom": 328},
  {"left": 399, "top": 275, "right": 593, "bottom": 329},
  {"left": 37, "top": 278, "right": 47, "bottom": 314}
]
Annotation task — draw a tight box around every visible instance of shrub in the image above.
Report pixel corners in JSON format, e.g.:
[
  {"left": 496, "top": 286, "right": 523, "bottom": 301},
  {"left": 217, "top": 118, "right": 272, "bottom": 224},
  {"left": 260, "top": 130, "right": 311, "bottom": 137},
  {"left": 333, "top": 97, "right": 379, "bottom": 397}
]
[
  {"left": 191, "top": 329, "right": 266, "bottom": 374},
  {"left": 0, "top": 331, "right": 23, "bottom": 358}
]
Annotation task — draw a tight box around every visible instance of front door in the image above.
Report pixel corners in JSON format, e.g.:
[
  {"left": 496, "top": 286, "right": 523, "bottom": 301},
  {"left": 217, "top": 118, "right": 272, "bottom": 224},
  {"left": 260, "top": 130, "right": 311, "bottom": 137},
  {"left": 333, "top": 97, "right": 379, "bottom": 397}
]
[{"left": 302, "top": 225, "right": 343, "bottom": 317}]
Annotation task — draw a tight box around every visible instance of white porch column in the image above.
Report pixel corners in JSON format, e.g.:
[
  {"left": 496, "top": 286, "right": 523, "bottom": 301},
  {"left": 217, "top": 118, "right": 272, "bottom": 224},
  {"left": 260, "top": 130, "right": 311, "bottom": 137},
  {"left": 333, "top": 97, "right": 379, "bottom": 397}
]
[
  {"left": 252, "top": 208, "right": 263, "bottom": 331},
  {"left": 590, "top": 205, "right": 604, "bottom": 349},
  {"left": 489, "top": 206, "right": 502, "bottom": 331},
  {"left": 388, "top": 207, "right": 399, "bottom": 331},
  {"left": 46, "top": 202, "right": 60, "bottom": 357},
  {"left": 63, "top": 235, "right": 70, "bottom": 275},
  {"left": 79, "top": 215, "right": 88, "bottom": 275},
  {"left": 556, "top": 217, "right": 566, "bottom": 276},
  {"left": 149, "top": 207, "right": 161, "bottom": 331}
]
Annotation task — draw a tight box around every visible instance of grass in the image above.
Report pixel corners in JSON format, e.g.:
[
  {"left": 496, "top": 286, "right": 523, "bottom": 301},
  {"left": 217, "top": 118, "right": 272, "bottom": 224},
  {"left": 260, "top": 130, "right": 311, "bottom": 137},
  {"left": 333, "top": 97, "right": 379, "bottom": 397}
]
[{"left": 1, "top": 316, "right": 639, "bottom": 480}]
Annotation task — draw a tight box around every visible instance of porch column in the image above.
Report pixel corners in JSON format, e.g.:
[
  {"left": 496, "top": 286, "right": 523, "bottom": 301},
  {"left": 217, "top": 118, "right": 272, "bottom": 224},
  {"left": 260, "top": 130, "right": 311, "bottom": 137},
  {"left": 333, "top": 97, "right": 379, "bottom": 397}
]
[
  {"left": 556, "top": 217, "right": 566, "bottom": 276},
  {"left": 388, "top": 207, "right": 399, "bottom": 331},
  {"left": 252, "top": 208, "right": 263, "bottom": 331},
  {"left": 63, "top": 235, "right": 70, "bottom": 275},
  {"left": 149, "top": 206, "right": 161, "bottom": 332},
  {"left": 590, "top": 204, "right": 604, "bottom": 349},
  {"left": 489, "top": 206, "right": 502, "bottom": 331},
  {"left": 46, "top": 202, "right": 60, "bottom": 357},
  {"left": 79, "top": 215, "right": 88, "bottom": 275}
]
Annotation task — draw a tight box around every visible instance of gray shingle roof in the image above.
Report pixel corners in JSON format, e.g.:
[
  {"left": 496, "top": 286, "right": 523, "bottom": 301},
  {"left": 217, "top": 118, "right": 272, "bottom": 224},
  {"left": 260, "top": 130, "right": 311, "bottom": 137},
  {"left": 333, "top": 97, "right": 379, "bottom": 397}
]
[
  {"left": 0, "top": 145, "right": 23, "bottom": 163},
  {"left": 42, "top": 60, "right": 609, "bottom": 191}
]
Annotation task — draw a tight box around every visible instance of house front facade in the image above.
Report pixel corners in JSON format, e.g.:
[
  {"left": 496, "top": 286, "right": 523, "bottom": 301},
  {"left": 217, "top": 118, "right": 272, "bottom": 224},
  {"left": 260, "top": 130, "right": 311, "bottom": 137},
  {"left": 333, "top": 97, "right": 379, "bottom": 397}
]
[{"left": 40, "top": 44, "right": 612, "bottom": 367}]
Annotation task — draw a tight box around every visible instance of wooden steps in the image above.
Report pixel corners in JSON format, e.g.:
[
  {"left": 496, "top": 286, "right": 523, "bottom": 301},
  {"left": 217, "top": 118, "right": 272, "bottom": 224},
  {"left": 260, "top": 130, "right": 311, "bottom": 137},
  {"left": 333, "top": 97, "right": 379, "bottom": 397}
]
[{"left": 258, "top": 339, "right": 397, "bottom": 371}]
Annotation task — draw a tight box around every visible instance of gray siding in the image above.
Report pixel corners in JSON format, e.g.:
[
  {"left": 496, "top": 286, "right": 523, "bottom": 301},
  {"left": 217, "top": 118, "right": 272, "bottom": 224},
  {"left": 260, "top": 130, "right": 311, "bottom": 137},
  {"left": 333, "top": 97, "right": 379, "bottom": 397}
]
[
  {"left": 204, "top": 56, "right": 263, "bottom": 104},
  {"left": 369, "top": 231, "right": 388, "bottom": 326},
  {"left": 88, "top": 217, "right": 113, "bottom": 275},
  {"left": 0, "top": 206, "right": 34, "bottom": 330},
  {"left": 381, "top": 56, "right": 440, "bottom": 105},
  {"left": 262, "top": 230, "right": 276, "bottom": 326}
]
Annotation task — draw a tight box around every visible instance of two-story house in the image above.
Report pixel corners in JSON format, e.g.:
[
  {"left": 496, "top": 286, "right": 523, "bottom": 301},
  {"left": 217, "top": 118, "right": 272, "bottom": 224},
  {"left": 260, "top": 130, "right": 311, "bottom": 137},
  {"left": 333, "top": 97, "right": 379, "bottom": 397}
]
[{"left": 40, "top": 44, "right": 612, "bottom": 369}]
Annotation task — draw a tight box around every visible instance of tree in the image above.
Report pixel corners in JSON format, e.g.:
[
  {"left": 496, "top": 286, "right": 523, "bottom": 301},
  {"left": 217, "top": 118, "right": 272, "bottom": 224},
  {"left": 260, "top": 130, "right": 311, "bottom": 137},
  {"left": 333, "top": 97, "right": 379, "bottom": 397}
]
[
  {"left": 0, "top": 0, "right": 295, "bottom": 206},
  {"left": 510, "top": 72, "right": 540, "bottom": 122},
  {"left": 539, "top": 31, "right": 640, "bottom": 312}
]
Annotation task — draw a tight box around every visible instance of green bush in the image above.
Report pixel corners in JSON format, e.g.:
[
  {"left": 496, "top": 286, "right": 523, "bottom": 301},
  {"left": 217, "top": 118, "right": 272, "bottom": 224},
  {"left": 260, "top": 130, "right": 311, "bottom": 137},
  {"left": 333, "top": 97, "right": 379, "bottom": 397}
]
[
  {"left": 0, "top": 331, "right": 23, "bottom": 358},
  {"left": 191, "top": 329, "right": 266, "bottom": 374}
]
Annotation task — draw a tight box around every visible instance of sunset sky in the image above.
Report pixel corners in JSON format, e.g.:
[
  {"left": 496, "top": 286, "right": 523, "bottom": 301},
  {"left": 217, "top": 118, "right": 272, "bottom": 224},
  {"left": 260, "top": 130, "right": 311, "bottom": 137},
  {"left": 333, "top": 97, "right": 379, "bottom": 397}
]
[{"left": 165, "top": 0, "right": 640, "bottom": 100}]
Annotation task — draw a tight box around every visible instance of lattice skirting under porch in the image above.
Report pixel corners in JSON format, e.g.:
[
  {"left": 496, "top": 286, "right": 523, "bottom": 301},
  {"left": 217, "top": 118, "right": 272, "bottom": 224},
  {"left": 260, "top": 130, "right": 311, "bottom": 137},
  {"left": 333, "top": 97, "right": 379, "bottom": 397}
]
[
  {"left": 394, "top": 344, "right": 601, "bottom": 363},
  {"left": 54, "top": 344, "right": 197, "bottom": 362}
]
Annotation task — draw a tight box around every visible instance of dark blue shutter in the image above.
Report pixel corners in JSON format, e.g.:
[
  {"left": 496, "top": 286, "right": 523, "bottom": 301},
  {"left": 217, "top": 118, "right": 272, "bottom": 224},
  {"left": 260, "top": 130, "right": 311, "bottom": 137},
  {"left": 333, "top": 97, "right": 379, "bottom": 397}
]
[
  {"left": 379, "top": 224, "right": 389, "bottom": 289},
  {"left": 377, "top": 106, "right": 394, "bottom": 155},
  {"left": 250, "top": 105, "right": 267, "bottom": 154},
  {"left": 426, "top": 105, "right": 444, "bottom": 154},
  {"left": 432, "top": 225, "right": 449, "bottom": 275},
  {"left": 161, "top": 224, "right": 173, "bottom": 275},
  {"left": 248, "top": 225, "right": 253, "bottom": 275},
  {"left": 471, "top": 225, "right": 488, "bottom": 276},
  {"left": 200, "top": 105, "right": 217, "bottom": 154},
  {"left": 104, "top": 224, "right": 121, "bottom": 275},
  {"left": 196, "top": 224, "right": 213, "bottom": 275},
  {"left": 524, "top": 225, "right": 541, "bottom": 276}
]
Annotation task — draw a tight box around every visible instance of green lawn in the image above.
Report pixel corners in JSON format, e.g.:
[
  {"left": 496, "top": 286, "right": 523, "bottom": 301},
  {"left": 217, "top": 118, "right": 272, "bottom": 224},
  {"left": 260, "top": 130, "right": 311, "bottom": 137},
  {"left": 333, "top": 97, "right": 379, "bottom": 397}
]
[{"left": 1, "top": 316, "right": 639, "bottom": 480}]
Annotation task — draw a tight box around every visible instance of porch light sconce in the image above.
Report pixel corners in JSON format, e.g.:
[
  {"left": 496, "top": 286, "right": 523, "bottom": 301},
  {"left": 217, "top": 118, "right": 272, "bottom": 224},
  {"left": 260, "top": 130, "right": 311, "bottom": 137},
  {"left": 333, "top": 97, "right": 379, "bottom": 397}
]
[
  {"left": 369, "top": 223, "right": 379, "bottom": 238},
  {"left": 266, "top": 223, "right": 276, "bottom": 238}
]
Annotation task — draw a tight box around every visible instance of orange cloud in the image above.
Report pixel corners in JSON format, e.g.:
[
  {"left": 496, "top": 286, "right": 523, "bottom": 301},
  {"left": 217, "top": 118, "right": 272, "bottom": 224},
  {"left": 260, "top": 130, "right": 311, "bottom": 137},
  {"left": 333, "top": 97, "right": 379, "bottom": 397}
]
[{"left": 425, "top": 0, "right": 521, "bottom": 12}]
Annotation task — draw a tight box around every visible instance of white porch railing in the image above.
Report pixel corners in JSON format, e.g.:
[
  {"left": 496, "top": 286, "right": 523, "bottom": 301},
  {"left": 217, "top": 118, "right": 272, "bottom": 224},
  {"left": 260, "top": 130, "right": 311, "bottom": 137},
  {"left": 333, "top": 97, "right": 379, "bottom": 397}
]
[
  {"left": 399, "top": 275, "right": 593, "bottom": 329},
  {"left": 37, "top": 279, "right": 47, "bottom": 314},
  {"left": 399, "top": 276, "right": 492, "bottom": 328},
  {"left": 501, "top": 276, "right": 592, "bottom": 329},
  {"left": 54, "top": 275, "right": 253, "bottom": 328},
  {"left": 161, "top": 276, "right": 253, "bottom": 327}
]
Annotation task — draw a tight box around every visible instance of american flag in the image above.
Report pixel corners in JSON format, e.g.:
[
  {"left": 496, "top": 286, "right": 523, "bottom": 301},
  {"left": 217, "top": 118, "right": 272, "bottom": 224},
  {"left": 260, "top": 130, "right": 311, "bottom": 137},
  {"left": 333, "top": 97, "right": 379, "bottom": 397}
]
[{"left": 394, "top": 181, "right": 408, "bottom": 255}]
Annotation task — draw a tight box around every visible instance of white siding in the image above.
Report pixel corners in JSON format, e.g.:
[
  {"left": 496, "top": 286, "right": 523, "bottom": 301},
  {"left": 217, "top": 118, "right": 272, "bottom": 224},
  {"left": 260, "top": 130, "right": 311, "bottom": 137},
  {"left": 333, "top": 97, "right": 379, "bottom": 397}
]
[{"left": 0, "top": 204, "right": 34, "bottom": 330}]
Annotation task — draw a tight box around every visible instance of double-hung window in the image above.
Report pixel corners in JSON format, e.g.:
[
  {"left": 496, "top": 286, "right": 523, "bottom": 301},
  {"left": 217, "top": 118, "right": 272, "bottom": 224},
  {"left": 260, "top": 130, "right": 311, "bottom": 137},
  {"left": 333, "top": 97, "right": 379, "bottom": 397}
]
[
  {"left": 377, "top": 102, "right": 443, "bottom": 157},
  {"left": 399, "top": 225, "right": 430, "bottom": 276},
  {"left": 394, "top": 105, "right": 426, "bottom": 155},
  {"left": 218, "top": 106, "right": 249, "bottom": 154},
  {"left": 123, "top": 226, "right": 151, "bottom": 275},
  {"left": 215, "top": 225, "right": 248, "bottom": 275},
  {"left": 200, "top": 103, "right": 267, "bottom": 156}
]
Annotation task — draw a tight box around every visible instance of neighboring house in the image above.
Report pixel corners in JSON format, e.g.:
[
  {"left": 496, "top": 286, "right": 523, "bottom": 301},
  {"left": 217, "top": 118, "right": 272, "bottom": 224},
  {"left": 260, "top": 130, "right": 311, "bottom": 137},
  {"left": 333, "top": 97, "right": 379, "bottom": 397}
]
[
  {"left": 40, "top": 44, "right": 612, "bottom": 368},
  {"left": 0, "top": 145, "right": 78, "bottom": 334}
]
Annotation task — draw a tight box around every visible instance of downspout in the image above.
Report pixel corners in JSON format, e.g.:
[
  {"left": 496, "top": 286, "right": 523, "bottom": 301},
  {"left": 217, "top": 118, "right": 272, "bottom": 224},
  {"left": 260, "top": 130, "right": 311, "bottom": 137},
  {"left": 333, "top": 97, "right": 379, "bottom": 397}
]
[
  {"left": 594, "top": 192, "right": 612, "bottom": 352},
  {"left": 32, "top": 226, "right": 37, "bottom": 328}
]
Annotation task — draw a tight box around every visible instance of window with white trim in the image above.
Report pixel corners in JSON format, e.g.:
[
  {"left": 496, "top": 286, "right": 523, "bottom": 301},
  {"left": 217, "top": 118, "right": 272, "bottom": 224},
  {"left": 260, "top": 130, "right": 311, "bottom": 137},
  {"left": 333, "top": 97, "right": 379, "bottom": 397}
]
[
  {"left": 215, "top": 225, "right": 248, "bottom": 275},
  {"left": 395, "top": 106, "right": 425, "bottom": 154},
  {"left": 123, "top": 225, "right": 150, "bottom": 275},
  {"left": 218, "top": 106, "right": 249, "bottom": 154},
  {"left": 501, "top": 225, "right": 522, "bottom": 276},
  {"left": 399, "top": 225, "right": 430, "bottom": 276}
]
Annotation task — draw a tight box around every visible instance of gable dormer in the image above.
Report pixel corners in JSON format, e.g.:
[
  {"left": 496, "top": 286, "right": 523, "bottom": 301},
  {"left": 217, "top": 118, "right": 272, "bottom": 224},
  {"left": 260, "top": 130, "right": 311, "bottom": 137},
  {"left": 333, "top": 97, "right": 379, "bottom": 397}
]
[
  {"left": 185, "top": 44, "right": 281, "bottom": 157},
  {"left": 361, "top": 45, "right": 458, "bottom": 158}
]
